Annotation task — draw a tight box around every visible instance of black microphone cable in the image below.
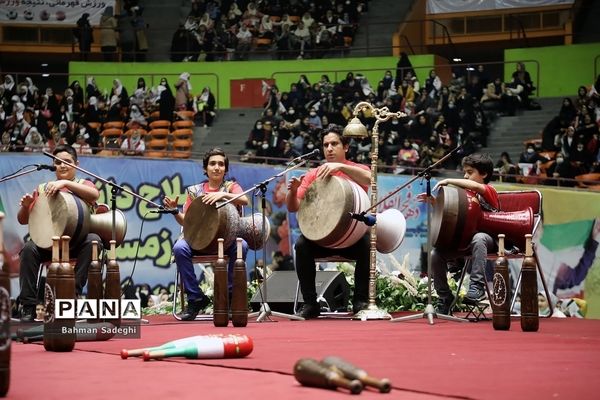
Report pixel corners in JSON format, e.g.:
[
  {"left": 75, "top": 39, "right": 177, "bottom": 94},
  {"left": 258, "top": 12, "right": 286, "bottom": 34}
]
[{"left": 119, "top": 210, "right": 152, "bottom": 299}]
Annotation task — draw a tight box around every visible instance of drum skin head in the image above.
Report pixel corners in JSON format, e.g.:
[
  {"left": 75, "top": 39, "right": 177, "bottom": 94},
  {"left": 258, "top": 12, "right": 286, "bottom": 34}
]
[
  {"left": 183, "top": 197, "right": 271, "bottom": 252},
  {"left": 183, "top": 198, "right": 219, "bottom": 252},
  {"left": 297, "top": 176, "right": 369, "bottom": 248},
  {"left": 29, "top": 191, "right": 90, "bottom": 249},
  {"left": 431, "top": 186, "right": 467, "bottom": 250}
]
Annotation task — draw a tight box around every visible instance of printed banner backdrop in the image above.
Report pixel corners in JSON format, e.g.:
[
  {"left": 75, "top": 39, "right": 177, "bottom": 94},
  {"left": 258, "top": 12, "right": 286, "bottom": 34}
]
[
  {"left": 426, "top": 0, "right": 574, "bottom": 14},
  {"left": 0, "top": 154, "right": 292, "bottom": 295},
  {"left": 2, "top": 154, "right": 599, "bottom": 317},
  {"left": 0, "top": 0, "right": 115, "bottom": 25}
]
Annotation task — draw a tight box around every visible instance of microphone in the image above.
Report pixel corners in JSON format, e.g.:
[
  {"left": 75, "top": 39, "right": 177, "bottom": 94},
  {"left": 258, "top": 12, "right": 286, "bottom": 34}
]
[
  {"left": 349, "top": 212, "right": 377, "bottom": 227},
  {"left": 150, "top": 207, "right": 179, "bottom": 215},
  {"left": 36, "top": 164, "right": 57, "bottom": 171},
  {"left": 289, "top": 149, "right": 320, "bottom": 164}
]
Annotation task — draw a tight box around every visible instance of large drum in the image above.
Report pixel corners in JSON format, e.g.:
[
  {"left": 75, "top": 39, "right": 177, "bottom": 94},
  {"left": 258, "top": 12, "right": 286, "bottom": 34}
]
[
  {"left": 298, "top": 176, "right": 370, "bottom": 249},
  {"left": 431, "top": 186, "right": 533, "bottom": 251},
  {"left": 183, "top": 198, "right": 270, "bottom": 253},
  {"left": 29, "top": 191, "right": 127, "bottom": 249}
]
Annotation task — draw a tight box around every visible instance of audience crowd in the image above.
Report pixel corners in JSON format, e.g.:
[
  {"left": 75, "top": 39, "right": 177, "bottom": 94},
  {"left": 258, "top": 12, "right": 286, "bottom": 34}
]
[
  {"left": 170, "top": 0, "right": 366, "bottom": 62},
  {"left": 495, "top": 75, "right": 600, "bottom": 186},
  {"left": 237, "top": 57, "right": 543, "bottom": 174},
  {"left": 0, "top": 71, "right": 216, "bottom": 156},
  {"left": 1, "top": 63, "right": 598, "bottom": 188}
]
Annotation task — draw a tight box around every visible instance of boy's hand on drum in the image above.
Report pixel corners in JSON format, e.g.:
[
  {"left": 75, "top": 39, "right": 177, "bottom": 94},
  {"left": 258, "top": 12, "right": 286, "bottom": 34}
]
[
  {"left": 44, "top": 181, "right": 61, "bottom": 196},
  {"left": 163, "top": 196, "right": 178, "bottom": 209},
  {"left": 44, "top": 179, "right": 73, "bottom": 196},
  {"left": 201, "top": 192, "right": 226, "bottom": 205},
  {"left": 287, "top": 176, "right": 303, "bottom": 192},
  {"left": 416, "top": 193, "right": 435, "bottom": 204},
  {"left": 432, "top": 179, "right": 449, "bottom": 192},
  {"left": 20, "top": 194, "right": 34, "bottom": 209}
]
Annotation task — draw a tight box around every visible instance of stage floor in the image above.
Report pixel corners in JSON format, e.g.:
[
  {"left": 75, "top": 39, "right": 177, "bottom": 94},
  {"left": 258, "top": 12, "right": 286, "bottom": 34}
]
[{"left": 10, "top": 313, "right": 600, "bottom": 400}]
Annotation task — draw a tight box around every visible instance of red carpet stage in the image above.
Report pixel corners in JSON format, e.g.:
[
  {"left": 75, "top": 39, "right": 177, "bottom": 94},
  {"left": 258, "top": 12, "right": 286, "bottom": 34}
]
[{"left": 10, "top": 314, "right": 600, "bottom": 400}]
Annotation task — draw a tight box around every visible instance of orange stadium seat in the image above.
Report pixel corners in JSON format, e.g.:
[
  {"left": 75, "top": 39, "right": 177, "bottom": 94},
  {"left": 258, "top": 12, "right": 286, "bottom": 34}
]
[
  {"left": 575, "top": 173, "right": 600, "bottom": 188},
  {"left": 171, "top": 139, "right": 193, "bottom": 159},
  {"left": 103, "top": 121, "right": 125, "bottom": 130},
  {"left": 175, "top": 110, "right": 195, "bottom": 121},
  {"left": 148, "top": 128, "right": 170, "bottom": 140},
  {"left": 149, "top": 120, "right": 171, "bottom": 130},
  {"left": 145, "top": 138, "right": 169, "bottom": 158},
  {"left": 99, "top": 128, "right": 123, "bottom": 156},
  {"left": 171, "top": 128, "right": 193, "bottom": 141},
  {"left": 172, "top": 119, "right": 194, "bottom": 130},
  {"left": 256, "top": 37, "right": 272, "bottom": 47},
  {"left": 87, "top": 122, "right": 101, "bottom": 131}
]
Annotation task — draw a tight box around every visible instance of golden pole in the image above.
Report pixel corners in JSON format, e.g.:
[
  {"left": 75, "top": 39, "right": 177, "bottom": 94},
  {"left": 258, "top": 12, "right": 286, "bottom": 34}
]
[{"left": 344, "top": 102, "right": 406, "bottom": 320}]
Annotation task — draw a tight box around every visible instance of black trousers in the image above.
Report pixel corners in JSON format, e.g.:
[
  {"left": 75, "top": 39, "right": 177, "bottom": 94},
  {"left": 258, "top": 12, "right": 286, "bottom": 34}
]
[
  {"left": 18, "top": 233, "right": 103, "bottom": 306},
  {"left": 294, "top": 234, "right": 370, "bottom": 305}
]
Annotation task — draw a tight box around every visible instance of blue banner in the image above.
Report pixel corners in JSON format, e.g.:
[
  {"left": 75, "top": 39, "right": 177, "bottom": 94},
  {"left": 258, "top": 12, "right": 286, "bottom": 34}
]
[
  {"left": 0, "top": 154, "right": 430, "bottom": 295},
  {"left": 0, "top": 155, "right": 317, "bottom": 292}
]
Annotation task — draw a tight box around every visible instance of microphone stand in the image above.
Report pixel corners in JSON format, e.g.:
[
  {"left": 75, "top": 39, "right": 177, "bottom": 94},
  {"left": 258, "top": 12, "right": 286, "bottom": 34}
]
[
  {"left": 42, "top": 151, "right": 165, "bottom": 239},
  {"left": 0, "top": 164, "right": 55, "bottom": 184},
  {"left": 352, "top": 146, "right": 460, "bottom": 222},
  {"left": 220, "top": 159, "right": 311, "bottom": 322},
  {"left": 389, "top": 148, "right": 467, "bottom": 324},
  {"left": 43, "top": 151, "right": 163, "bottom": 324}
]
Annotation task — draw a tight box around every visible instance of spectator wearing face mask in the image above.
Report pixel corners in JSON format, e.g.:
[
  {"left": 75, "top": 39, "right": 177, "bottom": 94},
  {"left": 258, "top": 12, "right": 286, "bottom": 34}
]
[
  {"left": 396, "top": 139, "right": 420, "bottom": 174},
  {"left": 157, "top": 77, "right": 175, "bottom": 121},
  {"left": 519, "top": 143, "right": 544, "bottom": 164},
  {"left": 121, "top": 128, "right": 145, "bottom": 156},
  {"left": 72, "top": 132, "right": 93, "bottom": 155},
  {"left": 283, "top": 107, "right": 301, "bottom": 128},
  {"left": 545, "top": 153, "right": 576, "bottom": 187},
  {"left": 561, "top": 125, "right": 579, "bottom": 159},
  {"left": 381, "top": 122, "right": 402, "bottom": 166},
  {"left": 570, "top": 141, "right": 593, "bottom": 175},
  {"left": 306, "top": 108, "right": 322, "bottom": 130},
  {"left": 245, "top": 120, "right": 267, "bottom": 153},
  {"left": 24, "top": 127, "right": 45, "bottom": 152},
  {"left": 128, "top": 104, "right": 147, "bottom": 128}
]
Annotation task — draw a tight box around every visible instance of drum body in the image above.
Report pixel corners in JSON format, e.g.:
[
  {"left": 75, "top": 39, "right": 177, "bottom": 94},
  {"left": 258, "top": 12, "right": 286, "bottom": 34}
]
[
  {"left": 239, "top": 213, "right": 271, "bottom": 251},
  {"left": 298, "top": 176, "right": 370, "bottom": 249},
  {"left": 431, "top": 186, "right": 533, "bottom": 251},
  {"left": 29, "top": 193, "right": 128, "bottom": 250},
  {"left": 29, "top": 191, "right": 91, "bottom": 249},
  {"left": 89, "top": 207, "right": 128, "bottom": 247},
  {"left": 431, "top": 186, "right": 480, "bottom": 251},
  {"left": 183, "top": 199, "right": 270, "bottom": 253},
  {"left": 183, "top": 199, "right": 240, "bottom": 253}
]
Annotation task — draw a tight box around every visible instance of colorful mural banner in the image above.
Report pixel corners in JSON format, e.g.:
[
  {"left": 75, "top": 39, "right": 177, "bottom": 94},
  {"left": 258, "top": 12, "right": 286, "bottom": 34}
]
[
  {"left": 0, "top": 154, "right": 291, "bottom": 295},
  {"left": 0, "top": 0, "right": 114, "bottom": 25}
]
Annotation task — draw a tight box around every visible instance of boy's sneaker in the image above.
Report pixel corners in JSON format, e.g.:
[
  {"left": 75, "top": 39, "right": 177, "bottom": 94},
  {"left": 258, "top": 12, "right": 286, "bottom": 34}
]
[
  {"left": 435, "top": 294, "right": 455, "bottom": 315},
  {"left": 296, "top": 302, "right": 320, "bottom": 319},
  {"left": 180, "top": 295, "right": 210, "bottom": 321},
  {"left": 464, "top": 286, "right": 486, "bottom": 305}
]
